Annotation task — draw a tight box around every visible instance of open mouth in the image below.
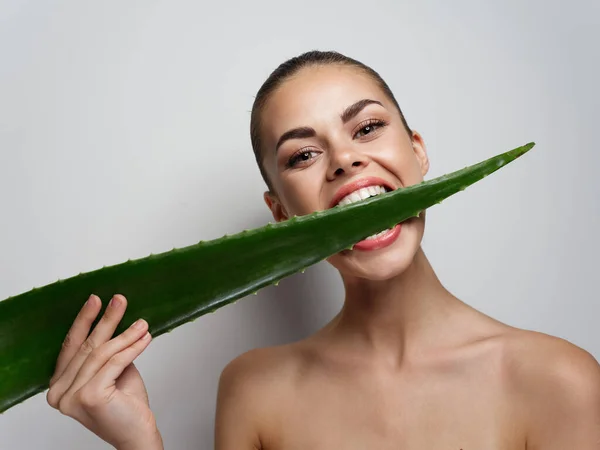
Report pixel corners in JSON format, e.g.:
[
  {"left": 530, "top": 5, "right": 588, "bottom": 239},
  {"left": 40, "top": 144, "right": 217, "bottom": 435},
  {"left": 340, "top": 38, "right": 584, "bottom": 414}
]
[
  {"left": 330, "top": 178, "right": 402, "bottom": 250},
  {"left": 334, "top": 184, "right": 391, "bottom": 207}
]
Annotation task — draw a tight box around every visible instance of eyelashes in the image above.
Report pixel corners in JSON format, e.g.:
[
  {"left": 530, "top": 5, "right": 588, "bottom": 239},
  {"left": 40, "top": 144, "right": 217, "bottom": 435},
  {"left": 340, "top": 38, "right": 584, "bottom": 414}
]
[
  {"left": 286, "top": 149, "right": 319, "bottom": 168},
  {"left": 285, "top": 118, "right": 389, "bottom": 168},
  {"left": 352, "top": 118, "right": 388, "bottom": 139}
]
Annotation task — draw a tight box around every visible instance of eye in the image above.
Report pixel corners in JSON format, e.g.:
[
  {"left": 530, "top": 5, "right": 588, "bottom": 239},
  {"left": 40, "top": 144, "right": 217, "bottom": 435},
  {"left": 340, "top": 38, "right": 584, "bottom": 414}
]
[
  {"left": 286, "top": 149, "right": 319, "bottom": 168},
  {"left": 353, "top": 119, "right": 388, "bottom": 139}
]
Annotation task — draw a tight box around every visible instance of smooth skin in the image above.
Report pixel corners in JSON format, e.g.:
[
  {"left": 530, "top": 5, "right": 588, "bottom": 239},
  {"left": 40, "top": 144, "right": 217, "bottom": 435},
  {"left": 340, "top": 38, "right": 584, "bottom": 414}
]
[
  {"left": 49, "top": 64, "right": 600, "bottom": 449},
  {"left": 215, "top": 64, "right": 600, "bottom": 449}
]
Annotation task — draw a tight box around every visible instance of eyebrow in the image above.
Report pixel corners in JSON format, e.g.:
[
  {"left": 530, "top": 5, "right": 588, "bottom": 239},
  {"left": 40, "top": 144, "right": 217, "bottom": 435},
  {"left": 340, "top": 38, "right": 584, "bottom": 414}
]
[
  {"left": 340, "top": 98, "right": 383, "bottom": 124},
  {"left": 275, "top": 127, "right": 316, "bottom": 153},
  {"left": 275, "top": 98, "right": 384, "bottom": 153}
]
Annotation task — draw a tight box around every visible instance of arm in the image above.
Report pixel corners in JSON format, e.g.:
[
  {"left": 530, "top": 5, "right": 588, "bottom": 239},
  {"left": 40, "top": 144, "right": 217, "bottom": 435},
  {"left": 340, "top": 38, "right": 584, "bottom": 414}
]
[
  {"left": 118, "top": 432, "right": 164, "bottom": 450},
  {"left": 214, "top": 354, "right": 265, "bottom": 450}
]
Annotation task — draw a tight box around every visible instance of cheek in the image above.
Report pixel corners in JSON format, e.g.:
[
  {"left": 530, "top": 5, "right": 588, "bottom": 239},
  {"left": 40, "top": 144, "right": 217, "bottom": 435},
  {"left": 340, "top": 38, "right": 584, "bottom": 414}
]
[
  {"left": 402, "top": 158, "right": 426, "bottom": 186},
  {"left": 279, "top": 175, "right": 323, "bottom": 216},
  {"left": 375, "top": 150, "right": 422, "bottom": 188}
]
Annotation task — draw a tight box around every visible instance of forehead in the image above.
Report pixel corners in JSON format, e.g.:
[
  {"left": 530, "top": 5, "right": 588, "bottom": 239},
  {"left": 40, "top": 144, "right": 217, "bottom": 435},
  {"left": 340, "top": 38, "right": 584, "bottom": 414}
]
[{"left": 260, "top": 65, "right": 389, "bottom": 145}]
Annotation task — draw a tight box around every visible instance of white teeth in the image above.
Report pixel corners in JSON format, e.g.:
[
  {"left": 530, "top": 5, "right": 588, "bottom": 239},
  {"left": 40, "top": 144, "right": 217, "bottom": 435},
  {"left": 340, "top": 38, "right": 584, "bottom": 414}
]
[
  {"left": 337, "top": 185, "right": 388, "bottom": 206},
  {"left": 365, "top": 228, "right": 391, "bottom": 240},
  {"left": 333, "top": 184, "right": 392, "bottom": 242},
  {"left": 355, "top": 189, "right": 366, "bottom": 200},
  {"left": 349, "top": 192, "right": 362, "bottom": 203}
]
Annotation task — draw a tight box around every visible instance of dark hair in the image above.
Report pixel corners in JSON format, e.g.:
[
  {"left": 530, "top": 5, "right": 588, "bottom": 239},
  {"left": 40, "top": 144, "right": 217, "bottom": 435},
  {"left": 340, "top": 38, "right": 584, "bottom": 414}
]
[{"left": 250, "top": 50, "right": 411, "bottom": 191}]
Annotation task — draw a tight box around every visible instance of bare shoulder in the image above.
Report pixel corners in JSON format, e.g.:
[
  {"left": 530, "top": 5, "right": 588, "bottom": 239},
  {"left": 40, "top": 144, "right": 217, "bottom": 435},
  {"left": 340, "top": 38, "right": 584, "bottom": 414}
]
[
  {"left": 218, "top": 343, "right": 303, "bottom": 396},
  {"left": 500, "top": 328, "right": 600, "bottom": 447},
  {"left": 502, "top": 328, "right": 600, "bottom": 395},
  {"left": 215, "top": 343, "right": 304, "bottom": 449}
]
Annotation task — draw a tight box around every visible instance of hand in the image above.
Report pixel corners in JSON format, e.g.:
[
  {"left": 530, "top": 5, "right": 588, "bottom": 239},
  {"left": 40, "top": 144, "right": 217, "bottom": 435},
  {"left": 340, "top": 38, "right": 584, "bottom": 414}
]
[{"left": 47, "top": 294, "right": 163, "bottom": 450}]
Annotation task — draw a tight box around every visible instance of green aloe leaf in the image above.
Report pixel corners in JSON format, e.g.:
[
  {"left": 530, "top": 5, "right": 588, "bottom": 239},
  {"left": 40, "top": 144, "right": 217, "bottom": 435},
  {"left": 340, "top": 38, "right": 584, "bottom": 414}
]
[{"left": 0, "top": 142, "right": 534, "bottom": 413}]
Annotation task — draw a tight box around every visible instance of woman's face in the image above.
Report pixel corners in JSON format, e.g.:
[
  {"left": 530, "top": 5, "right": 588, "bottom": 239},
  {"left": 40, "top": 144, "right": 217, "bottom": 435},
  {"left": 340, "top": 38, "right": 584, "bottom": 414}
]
[{"left": 259, "top": 64, "right": 430, "bottom": 281}]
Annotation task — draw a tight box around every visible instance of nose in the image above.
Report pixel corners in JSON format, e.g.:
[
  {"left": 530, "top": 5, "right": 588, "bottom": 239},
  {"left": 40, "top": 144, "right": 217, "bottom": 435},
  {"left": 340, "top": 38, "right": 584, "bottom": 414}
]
[{"left": 327, "top": 146, "right": 369, "bottom": 180}]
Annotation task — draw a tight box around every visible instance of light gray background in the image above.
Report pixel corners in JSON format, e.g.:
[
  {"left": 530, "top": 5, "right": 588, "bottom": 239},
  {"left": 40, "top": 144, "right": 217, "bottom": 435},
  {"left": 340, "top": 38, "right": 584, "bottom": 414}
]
[{"left": 1, "top": 1, "right": 598, "bottom": 448}]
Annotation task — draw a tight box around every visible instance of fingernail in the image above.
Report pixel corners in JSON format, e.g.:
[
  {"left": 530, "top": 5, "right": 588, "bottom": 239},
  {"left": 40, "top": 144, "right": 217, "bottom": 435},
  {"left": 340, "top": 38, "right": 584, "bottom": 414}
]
[
  {"left": 141, "top": 332, "right": 151, "bottom": 341},
  {"left": 132, "top": 319, "right": 146, "bottom": 329},
  {"left": 85, "top": 295, "right": 95, "bottom": 307},
  {"left": 109, "top": 296, "right": 121, "bottom": 308}
]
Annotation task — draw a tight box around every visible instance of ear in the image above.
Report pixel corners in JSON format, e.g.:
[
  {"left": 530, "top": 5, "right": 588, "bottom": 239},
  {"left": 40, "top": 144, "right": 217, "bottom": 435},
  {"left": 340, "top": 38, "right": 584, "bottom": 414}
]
[
  {"left": 410, "top": 130, "right": 430, "bottom": 177},
  {"left": 263, "top": 191, "right": 289, "bottom": 222}
]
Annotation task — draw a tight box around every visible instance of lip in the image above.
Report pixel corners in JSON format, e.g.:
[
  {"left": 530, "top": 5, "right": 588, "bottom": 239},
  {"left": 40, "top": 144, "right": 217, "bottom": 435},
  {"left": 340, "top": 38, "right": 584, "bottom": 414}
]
[
  {"left": 352, "top": 223, "right": 402, "bottom": 251},
  {"left": 329, "top": 176, "right": 396, "bottom": 208}
]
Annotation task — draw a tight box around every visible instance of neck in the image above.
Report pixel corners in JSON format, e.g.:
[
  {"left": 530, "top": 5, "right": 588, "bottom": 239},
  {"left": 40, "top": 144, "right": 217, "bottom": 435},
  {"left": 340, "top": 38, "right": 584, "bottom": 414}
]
[{"left": 329, "top": 247, "right": 463, "bottom": 365}]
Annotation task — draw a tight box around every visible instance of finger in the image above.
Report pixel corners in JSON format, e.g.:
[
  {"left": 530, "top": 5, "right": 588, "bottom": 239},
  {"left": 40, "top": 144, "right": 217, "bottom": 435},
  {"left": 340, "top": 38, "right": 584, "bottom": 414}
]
[
  {"left": 67, "top": 318, "right": 148, "bottom": 394},
  {"left": 51, "top": 294, "right": 102, "bottom": 385},
  {"left": 51, "top": 294, "right": 128, "bottom": 395},
  {"left": 87, "top": 294, "right": 129, "bottom": 344},
  {"left": 85, "top": 331, "right": 152, "bottom": 395}
]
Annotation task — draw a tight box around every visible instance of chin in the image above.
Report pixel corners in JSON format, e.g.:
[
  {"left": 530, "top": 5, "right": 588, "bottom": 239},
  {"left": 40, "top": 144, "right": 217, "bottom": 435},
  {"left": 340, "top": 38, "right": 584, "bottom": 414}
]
[{"left": 327, "top": 218, "right": 424, "bottom": 282}]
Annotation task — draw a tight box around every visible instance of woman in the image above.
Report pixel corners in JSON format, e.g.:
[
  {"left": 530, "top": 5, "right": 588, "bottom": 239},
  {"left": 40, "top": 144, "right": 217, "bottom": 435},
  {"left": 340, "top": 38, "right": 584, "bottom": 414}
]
[{"left": 46, "top": 51, "right": 600, "bottom": 449}]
